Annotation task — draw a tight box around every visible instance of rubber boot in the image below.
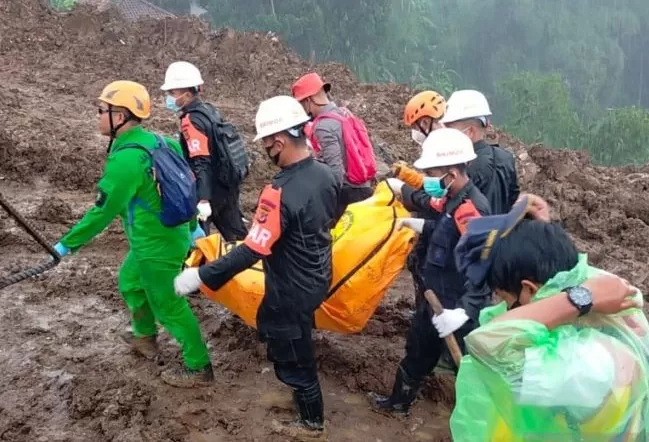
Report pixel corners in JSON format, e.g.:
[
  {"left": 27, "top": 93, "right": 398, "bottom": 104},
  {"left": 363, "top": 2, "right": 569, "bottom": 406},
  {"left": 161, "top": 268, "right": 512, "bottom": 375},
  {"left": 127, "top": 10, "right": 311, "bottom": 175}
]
[
  {"left": 161, "top": 364, "right": 214, "bottom": 388},
  {"left": 368, "top": 365, "right": 420, "bottom": 416},
  {"left": 271, "top": 383, "right": 327, "bottom": 440},
  {"left": 120, "top": 331, "right": 158, "bottom": 360}
]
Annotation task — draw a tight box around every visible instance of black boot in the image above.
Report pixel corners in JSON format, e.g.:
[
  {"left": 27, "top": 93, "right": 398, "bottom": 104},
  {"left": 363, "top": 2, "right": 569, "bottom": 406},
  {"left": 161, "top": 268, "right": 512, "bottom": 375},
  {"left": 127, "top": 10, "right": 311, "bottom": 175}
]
[
  {"left": 272, "top": 383, "right": 326, "bottom": 440},
  {"left": 294, "top": 383, "right": 325, "bottom": 429},
  {"left": 368, "top": 365, "right": 420, "bottom": 416}
]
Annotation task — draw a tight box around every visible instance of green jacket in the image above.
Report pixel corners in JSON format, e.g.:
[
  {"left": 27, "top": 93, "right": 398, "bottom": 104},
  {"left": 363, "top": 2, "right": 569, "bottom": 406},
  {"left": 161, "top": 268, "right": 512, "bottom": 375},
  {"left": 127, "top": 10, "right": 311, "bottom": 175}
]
[{"left": 60, "top": 126, "right": 191, "bottom": 261}]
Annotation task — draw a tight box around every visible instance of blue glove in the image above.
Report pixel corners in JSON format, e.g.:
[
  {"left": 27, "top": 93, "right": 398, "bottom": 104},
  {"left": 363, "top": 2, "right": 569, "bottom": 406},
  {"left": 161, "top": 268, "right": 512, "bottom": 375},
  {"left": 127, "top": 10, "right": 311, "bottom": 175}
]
[
  {"left": 191, "top": 226, "right": 206, "bottom": 247},
  {"left": 54, "top": 242, "right": 70, "bottom": 257}
]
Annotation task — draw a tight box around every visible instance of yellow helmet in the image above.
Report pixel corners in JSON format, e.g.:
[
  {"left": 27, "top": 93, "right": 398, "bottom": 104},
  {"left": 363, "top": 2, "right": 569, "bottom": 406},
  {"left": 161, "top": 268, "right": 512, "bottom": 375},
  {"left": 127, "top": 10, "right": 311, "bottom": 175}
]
[
  {"left": 98, "top": 80, "right": 151, "bottom": 120},
  {"left": 403, "top": 90, "right": 446, "bottom": 126}
]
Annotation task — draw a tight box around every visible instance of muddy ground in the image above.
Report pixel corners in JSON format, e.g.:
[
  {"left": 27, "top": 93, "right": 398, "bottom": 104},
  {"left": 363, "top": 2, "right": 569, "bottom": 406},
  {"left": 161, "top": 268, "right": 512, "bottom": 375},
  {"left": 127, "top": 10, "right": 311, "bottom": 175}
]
[{"left": 2, "top": 1, "right": 649, "bottom": 441}]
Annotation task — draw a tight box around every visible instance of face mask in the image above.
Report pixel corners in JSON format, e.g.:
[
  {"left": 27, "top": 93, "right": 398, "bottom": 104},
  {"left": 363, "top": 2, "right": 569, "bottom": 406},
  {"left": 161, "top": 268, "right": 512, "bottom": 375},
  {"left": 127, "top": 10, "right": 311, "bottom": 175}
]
[
  {"left": 423, "top": 174, "right": 453, "bottom": 198},
  {"left": 165, "top": 94, "right": 181, "bottom": 112},
  {"left": 411, "top": 129, "right": 426, "bottom": 146}
]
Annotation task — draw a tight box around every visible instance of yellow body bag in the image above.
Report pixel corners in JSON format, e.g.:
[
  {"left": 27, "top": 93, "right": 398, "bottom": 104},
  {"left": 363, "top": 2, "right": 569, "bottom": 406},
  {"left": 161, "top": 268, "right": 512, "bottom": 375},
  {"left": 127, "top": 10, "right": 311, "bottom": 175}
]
[{"left": 186, "top": 181, "right": 415, "bottom": 334}]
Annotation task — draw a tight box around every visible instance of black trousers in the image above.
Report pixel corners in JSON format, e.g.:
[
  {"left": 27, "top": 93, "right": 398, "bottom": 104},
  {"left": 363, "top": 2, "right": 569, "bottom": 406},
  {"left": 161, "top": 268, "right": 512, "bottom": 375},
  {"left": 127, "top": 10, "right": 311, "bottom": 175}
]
[
  {"left": 335, "top": 185, "right": 373, "bottom": 223},
  {"left": 262, "top": 324, "right": 318, "bottom": 390},
  {"left": 399, "top": 292, "right": 489, "bottom": 383},
  {"left": 264, "top": 321, "right": 324, "bottom": 425},
  {"left": 203, "top": 187, "right": 248, "bottom": 242},
  {"left": 406, "top": 249, "right": 427, "bottom": 311},
  {"left": 267, "top": 331, "right": 319, "bottom": 390}
]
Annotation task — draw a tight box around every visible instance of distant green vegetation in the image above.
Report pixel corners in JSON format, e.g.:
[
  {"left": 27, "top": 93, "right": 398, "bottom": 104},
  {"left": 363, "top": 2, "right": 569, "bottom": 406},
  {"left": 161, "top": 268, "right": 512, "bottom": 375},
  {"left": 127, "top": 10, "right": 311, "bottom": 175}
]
[
  {"left": 154, "top": 1, "right": 649, "bottom": 166},
  {"left": 50, "top": 0, "right": 77, "bottom": 10}
]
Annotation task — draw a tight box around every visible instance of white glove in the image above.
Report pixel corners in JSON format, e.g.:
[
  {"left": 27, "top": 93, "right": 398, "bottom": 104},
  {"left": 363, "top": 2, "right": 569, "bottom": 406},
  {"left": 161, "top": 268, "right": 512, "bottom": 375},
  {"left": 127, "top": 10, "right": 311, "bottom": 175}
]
[
  {"left": 396, "top": 217, "right": 425, "bottom": 234},
  {"left": 196, "top": 201, "right": 212, "bottom": 222},
  {"left": 386, "top": 178, "right": 405, "bottom": 196},
  {"left": 174, "top": 268, "right": 202, "bottom": 296},
  {"left": 432, "top": 308, "right": 470, "bottom": 338}
]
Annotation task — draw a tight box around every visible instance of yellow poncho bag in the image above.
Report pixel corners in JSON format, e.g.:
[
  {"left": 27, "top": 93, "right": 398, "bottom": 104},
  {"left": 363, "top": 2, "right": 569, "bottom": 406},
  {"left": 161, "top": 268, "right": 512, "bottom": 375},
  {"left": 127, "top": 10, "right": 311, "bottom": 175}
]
[{"left": 186, "top": 181, "right": 415, "bottom": 334}]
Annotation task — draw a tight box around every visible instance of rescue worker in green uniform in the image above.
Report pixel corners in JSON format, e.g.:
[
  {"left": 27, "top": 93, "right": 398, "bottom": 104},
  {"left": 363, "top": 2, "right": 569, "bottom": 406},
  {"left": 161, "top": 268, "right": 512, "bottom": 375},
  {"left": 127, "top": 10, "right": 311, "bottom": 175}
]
[{"left": 52, "top": 80, "right": 213, "bottom": 387}]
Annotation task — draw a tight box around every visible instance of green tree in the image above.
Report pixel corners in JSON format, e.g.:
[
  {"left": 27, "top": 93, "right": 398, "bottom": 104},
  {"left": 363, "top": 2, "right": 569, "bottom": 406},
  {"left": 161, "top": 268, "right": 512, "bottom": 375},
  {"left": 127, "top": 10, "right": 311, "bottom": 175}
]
[
  {"left": 586, "top": 107, "right": 649, "bottom": 166},
  {"left": 497, "top": 71, "right": 583, "bottom": 149},
  {"left": 151, "top": 0, "right": 649, "bottom": 166},
  {"left": 50, "top": 0, "right": 77, "bottom": 10}
]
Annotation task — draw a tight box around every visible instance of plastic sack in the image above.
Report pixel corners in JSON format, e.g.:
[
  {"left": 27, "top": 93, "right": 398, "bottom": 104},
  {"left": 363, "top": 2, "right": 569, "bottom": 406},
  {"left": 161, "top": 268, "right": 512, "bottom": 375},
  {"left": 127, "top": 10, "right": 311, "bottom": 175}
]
[
  {"left": 186, "top": 181, "right": 415, "bottom": 334},
  {"left": 450, "top": 255, "right": 649, "bottom": 441}
]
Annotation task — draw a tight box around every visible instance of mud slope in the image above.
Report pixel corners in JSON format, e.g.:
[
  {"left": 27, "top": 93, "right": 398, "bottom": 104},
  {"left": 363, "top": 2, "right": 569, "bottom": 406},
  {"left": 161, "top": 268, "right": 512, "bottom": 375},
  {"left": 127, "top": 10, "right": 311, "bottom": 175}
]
[{"left": 1, "top": 1, "right": 648, "bottom": 441}]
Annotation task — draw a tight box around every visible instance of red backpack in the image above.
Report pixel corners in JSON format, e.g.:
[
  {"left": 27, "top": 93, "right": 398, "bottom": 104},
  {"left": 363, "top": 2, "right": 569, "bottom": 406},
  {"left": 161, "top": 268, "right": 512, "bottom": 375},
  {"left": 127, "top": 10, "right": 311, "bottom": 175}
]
[{"left": 309, "top": 108, "right": 377, "bottom": 185}]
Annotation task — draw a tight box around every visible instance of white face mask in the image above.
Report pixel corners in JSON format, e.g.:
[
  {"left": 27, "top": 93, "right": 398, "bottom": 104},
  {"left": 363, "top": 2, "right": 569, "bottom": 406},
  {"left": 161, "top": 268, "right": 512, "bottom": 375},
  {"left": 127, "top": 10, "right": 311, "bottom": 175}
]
[{"left": 411, "top": 129, "right": 427, "bottom": 146}]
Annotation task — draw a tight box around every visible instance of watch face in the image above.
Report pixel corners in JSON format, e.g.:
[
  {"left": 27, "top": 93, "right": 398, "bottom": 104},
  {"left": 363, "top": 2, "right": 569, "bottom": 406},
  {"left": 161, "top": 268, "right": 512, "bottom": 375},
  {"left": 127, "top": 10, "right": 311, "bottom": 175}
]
[{"left": 569, "top": 286, "right": 592, "bottom": 307}]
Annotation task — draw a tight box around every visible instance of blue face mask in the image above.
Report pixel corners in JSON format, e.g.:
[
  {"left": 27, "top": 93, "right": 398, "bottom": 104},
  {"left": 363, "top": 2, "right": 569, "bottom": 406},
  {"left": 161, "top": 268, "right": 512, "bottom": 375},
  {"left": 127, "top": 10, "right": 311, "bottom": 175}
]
[
  {"left": 423, "top": 174, "right": 452, "bottom": 198},
  {"left": 165, "top": 94, "right": 181, "bottom": 112}
]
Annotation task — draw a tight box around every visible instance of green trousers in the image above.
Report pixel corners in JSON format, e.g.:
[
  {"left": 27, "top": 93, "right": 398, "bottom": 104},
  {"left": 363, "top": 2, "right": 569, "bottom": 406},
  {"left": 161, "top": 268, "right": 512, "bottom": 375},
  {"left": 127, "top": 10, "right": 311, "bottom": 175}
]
[{"left": 118, "top": 251, "right": 210, "bottom": 370}]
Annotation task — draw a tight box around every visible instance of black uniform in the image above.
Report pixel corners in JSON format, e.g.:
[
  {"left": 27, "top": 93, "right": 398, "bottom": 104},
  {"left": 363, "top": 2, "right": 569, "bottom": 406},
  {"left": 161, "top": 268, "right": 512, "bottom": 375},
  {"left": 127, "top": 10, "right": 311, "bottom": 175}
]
[
  {"left": 469, "top": 140, "right": 519, "bottom": 215},
  {"left": 198, "top": 156, "right": 340, "bottom": 427},
  {"left": 400, "top": 140, "right": 519, "bottom": 311},
  {"left": 179, "top": 99, "right": 248, "bottom": 241},
  {"left": 373, "top": 181, "right": 491, "bottom": 413},
  {"left": 401, "top": 187, "right": 441, "bottom": 311}
]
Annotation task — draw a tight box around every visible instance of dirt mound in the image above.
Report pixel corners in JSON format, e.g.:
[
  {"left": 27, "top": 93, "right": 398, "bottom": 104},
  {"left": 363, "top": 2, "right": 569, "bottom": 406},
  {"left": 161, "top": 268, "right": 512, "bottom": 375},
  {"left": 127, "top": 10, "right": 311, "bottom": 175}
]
[
  {"left": 0, "top": 1, "right": 648, "bottom": 441},
  {"left": 494, "top": 131, "right": 649, "bottom": 290},
  {"left": 0, "top": 0, "right": 411, "bottom": 205}
]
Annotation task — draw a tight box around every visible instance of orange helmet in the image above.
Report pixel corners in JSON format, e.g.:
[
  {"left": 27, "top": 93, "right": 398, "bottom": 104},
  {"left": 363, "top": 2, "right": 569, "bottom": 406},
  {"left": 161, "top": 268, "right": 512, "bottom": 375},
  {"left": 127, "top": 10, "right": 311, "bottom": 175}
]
[
  {"left": 403, "top": 91, "right": 446, "bottom": 126},
  {"left": 98, "top": 80, "right": 151, "bottom": 120}
]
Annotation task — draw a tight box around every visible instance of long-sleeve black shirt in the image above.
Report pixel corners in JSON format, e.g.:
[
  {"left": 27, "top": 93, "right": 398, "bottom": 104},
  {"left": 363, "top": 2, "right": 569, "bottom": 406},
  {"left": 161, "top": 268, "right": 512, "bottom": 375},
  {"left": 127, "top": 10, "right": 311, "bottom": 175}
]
[
  {"left": 197, "top": 156, "right": 341, "bottom": 339},
  {"left": 468, "top": 140, "right": 520, "bottom": 215},
  {"left": 179, "top": 99, "right": 232, "bottom": 205}
]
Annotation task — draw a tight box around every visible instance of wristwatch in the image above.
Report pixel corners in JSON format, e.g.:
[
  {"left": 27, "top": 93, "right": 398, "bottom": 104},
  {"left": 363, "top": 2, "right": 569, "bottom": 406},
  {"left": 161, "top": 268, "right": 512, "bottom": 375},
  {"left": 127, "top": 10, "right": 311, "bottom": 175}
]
[{"left": 564, "top": 285, "right": 593, "bottom": 316}]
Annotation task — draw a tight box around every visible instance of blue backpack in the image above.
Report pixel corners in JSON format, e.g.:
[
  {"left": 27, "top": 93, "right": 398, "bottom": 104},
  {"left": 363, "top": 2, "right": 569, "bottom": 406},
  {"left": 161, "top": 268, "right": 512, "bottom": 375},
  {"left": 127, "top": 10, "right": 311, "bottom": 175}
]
[{"left": 124, "top": 134, "right": 197, "bottom": 227}]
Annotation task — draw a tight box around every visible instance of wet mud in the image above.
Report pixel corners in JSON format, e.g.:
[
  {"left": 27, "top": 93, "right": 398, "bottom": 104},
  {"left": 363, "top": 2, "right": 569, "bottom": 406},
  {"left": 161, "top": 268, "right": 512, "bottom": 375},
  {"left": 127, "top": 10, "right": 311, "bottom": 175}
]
[{"left": 1, "top": 1, "right": 648, "bottom": 441}]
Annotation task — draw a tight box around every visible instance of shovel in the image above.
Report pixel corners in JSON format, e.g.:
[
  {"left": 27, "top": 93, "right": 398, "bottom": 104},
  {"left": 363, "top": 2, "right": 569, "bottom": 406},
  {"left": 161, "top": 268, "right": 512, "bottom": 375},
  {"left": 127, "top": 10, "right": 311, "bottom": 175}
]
[
  {"left": 0, "top": 192, "right": 61, "bottom": 290},
  {"left": 424, "top": 289, "right": 464, "bottom": 366}
]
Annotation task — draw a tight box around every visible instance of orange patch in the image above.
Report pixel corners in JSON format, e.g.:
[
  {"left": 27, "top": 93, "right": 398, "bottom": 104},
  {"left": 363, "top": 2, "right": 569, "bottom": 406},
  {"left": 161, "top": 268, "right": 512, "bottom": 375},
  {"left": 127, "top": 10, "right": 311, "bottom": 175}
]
[
  {"left": 454, "top": 200, "right": 481, "bottom": 235},
  {"left": 181, "top": 114, "right": 210, "bottom": 158},
  {"left": 244, "top": 185, "right": 283, "bottom": 256}
]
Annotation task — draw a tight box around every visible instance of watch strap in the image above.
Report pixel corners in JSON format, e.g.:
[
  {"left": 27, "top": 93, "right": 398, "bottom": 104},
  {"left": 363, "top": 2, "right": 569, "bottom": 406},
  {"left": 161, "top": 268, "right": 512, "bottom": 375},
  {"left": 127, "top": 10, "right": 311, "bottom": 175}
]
[{"left": 565, "top": 286, "right": 592, "bottom": 317}]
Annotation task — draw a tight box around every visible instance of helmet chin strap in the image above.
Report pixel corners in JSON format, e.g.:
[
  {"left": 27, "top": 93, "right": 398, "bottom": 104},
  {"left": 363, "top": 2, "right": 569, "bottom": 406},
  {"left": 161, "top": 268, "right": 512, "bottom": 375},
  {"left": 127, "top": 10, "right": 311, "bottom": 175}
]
[
  {"left": 416, "top": 121, "right": 430, "bottom": 136},
  {"left": 106, "top": 104, "right": 131, "bottom": 153}
]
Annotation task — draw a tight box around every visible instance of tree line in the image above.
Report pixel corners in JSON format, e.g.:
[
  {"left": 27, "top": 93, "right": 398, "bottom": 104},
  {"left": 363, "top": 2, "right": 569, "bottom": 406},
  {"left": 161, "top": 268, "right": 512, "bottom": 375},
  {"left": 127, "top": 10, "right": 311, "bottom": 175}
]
[{"left": 57, "top": 0, "right": 649, "bottom": 166}]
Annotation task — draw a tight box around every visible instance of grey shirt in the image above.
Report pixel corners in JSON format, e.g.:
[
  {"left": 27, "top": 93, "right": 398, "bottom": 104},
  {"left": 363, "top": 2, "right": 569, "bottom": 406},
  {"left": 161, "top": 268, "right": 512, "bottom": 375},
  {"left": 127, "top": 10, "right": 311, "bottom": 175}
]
[{"left": 312, "top": 102, "right": 371, "bottom": 188}]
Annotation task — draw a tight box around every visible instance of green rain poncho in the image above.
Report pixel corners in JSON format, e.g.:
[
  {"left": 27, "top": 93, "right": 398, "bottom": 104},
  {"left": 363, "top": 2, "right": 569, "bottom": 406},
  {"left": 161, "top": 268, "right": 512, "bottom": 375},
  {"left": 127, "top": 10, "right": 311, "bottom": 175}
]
[{"left": 450, "top": 254, "right": 649, "bottom": 441}]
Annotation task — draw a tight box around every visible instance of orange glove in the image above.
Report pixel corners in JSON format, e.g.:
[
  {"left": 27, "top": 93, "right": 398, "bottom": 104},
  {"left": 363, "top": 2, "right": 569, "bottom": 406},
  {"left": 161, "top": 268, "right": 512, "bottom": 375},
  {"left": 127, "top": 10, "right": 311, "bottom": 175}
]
[{"left": 391, "top": 162, "right": 424, "bottom": 189}]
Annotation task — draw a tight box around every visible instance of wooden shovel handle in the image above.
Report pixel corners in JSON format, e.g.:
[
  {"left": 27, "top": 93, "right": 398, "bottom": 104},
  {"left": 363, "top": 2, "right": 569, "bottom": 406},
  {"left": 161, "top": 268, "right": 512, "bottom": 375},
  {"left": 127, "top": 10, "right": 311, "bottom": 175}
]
[{"left": 424, "top": 289, "right": 464, "bottom": 367}]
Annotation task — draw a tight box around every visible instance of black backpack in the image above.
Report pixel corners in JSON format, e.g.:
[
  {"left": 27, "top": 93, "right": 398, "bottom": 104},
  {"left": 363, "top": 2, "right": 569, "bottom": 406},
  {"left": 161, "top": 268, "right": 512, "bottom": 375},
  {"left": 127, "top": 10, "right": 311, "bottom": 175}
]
[{"left": 188, "top": 103, "right": 250, "bottom": 185}]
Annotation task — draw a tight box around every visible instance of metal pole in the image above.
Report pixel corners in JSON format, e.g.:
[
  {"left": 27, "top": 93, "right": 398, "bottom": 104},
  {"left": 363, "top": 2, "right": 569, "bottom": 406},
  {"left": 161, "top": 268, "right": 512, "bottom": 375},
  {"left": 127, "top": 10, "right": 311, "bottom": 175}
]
[{"left": 0, "top": 192, "right": 61, "bottom": 290}]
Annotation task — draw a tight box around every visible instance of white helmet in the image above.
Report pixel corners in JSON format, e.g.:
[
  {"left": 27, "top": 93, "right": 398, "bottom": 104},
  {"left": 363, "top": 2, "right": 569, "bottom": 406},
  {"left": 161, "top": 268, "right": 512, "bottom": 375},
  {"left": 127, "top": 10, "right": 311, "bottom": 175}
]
[
  {"left": 413, "top": 128, "right": 477, "bottom": 169},
  {"left": 161, "top": 61, "right": 204, "bottom": 91},
  {"left": 254, "top": 95, "right": 311, "bottom": 141},
  {"left": 440, "top": 90, "right": 492, "bottom": 124}
]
